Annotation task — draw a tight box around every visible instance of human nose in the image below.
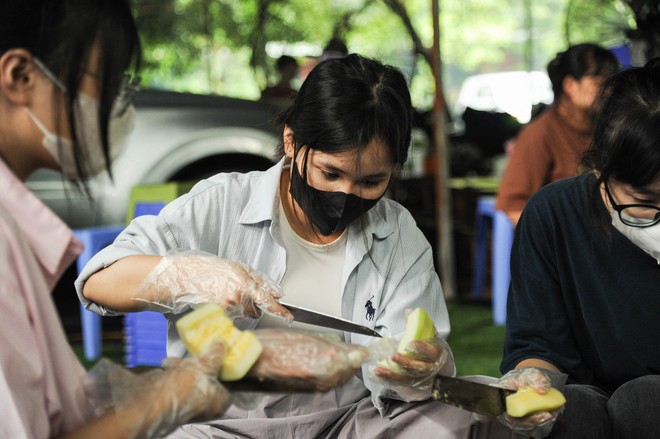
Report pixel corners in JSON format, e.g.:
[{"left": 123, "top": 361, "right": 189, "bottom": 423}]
[{"left": 337, "top": 181, "right": 359, "bottom": 196}]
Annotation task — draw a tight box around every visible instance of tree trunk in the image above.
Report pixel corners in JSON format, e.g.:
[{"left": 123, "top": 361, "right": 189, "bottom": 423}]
[{"left": 430, "top": 0, "right": 456, "bottom": 299}]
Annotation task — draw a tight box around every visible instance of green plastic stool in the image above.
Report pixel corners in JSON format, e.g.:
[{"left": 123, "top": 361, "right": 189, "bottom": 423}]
[{"left": 126, "top": 181, "right": 195, "bottom": 224}]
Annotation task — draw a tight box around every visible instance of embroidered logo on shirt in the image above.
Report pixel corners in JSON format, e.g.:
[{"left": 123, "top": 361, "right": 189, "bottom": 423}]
[{"left": 365, "top": 295, "right": 375, "bottom": 321}]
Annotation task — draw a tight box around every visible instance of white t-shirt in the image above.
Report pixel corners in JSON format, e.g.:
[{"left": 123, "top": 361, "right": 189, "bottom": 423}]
[{"left": 257, "top": 200, "right": 346, "bottom": 337}]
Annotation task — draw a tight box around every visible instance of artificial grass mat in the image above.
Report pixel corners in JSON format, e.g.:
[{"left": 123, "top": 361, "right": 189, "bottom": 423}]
[{"left": 446, "top": 300, "right": 505, "bottom": 377}]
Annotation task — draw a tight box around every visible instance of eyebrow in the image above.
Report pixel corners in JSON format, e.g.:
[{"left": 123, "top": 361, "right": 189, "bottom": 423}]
[
  {"left": 630, "top": 186, "right": 660, "bottom": 201},
  {"left": 320, "top": 162, "right": 391, "bottom": 179}
]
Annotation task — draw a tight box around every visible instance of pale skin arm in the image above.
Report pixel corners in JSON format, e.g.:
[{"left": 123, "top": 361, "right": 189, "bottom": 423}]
[
  {"left": 58, "top": 394, "right": 178, "bottom": 439},
  {"left": 57, "top": 410, "right": 135, "bottom": 439},
  {"left": 57, "top": 361, "right": 226, "bottom": 439},
  {"left": 82, "top": 255, "right": 162, "bottom": 312}
]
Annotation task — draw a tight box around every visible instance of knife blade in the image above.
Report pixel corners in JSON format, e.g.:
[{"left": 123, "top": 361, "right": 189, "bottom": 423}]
[
  {"left": 431, "top": 374, "right": 514, "bottom": 417},
  {"left": 225, "top": 372, "right": 514, "bottom": 409},
  {"left": 280, "top": 302, "right": 382, "bottom": 338}
]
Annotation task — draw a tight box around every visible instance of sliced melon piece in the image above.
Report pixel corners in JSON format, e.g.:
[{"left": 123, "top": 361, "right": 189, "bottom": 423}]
[
  {"left": 378, "top": 308, "right": 437, "bottom": 371},
  {"left": 505, "top": 386, "right": 567, "bottom": 417},
  {"left": 397, "top": 308, "right": 436, "bottom": 354},
  {"left": 176, "top": 303, "right": 263, "bottom": 381},
  {"left": 220, "top": 331, "right": 263, "bottom": 381}
]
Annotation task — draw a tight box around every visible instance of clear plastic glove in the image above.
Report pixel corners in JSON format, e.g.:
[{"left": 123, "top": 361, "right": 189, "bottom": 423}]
[
  {"left": 368, "top": 333, "right": 456, "bottom": 402},
  {"left": 497, "top": 367, "right": 567, "bottom": 439},
  {"left": 136, "top": 250, "right": 293, "bottom": 320},
  {"left": 85, "top": 342, "right": 231, "bottom": 439},
  {"left": 246, "top": 329, "right": 369, "bottom": 392}
]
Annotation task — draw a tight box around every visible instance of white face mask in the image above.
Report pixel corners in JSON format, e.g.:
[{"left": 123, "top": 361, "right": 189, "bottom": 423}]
[
  {"left": 26, "top": 97, "right": 135, "bottom": 180},
  {"left": 610, "top": 208, "right": 660, "bottom": 265},
  {"left": 25, "top": 58, "right": 135, "bottom": 179}
]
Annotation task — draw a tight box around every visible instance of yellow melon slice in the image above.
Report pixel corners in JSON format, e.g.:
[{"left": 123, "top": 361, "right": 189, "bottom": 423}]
[
  {"left": 505, "top": 386, "right": 567, "bottom": 417},
  {"left": 379, "top": 308, "right": 437, "bottom": 371},
  {"left": 176, "top": 303, "right": 263, "bottom": 381},
  {"left": 398, "top": 308, "right": 436, "bottom": 354}
]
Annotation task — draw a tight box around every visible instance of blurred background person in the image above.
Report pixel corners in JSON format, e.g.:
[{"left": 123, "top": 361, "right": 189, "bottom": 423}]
[
  {"left": 496, "top": 43, "right": 619, "bottom": 225},
  {"left": 260, "top": 55, "right": 299, "bottom": 103},
  {"left": 320, "top": 37, "right": 349, "bottom": 61}
]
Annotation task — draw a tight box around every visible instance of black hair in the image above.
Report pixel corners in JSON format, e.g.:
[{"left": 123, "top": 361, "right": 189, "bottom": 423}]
[
  {"left": 275, "top": 53, "right": 412, "bottom": 240},
  {"left": 0, "top": 0, "right": 141, "bottom": 183},
  {"left": 276, "top": 53, "right": 412, "bottom": 169},
  {"left": 547, "top": 43, "right": 619, "bottom": 100},
  {"left": 580, "top": 58, "right": 660, "bottom": 246},
  {"left": 583, "top": 58, "right": 660, "bottom": 187}
]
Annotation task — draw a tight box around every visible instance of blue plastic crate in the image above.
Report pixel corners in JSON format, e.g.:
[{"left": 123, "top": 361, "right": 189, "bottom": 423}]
[{"left": 124, "top": 311, "right": 168, "bottom": 367}]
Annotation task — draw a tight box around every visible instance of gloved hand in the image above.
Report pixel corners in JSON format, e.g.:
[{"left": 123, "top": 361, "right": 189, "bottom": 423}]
[
  {"left": 369, "top": 333, "right": 456, "bottom": 402},
  {"left": 136, "top": 250, "right": 293, "bottom": 320},
  {"left": 497, "top": 367, "right": 567, "bottom": 439},
  {"left": 246, "top": 329, "right": 369, "bottom": 392},
  {"left": 86, "top": 342, "right": 231, "bottom": 439}
]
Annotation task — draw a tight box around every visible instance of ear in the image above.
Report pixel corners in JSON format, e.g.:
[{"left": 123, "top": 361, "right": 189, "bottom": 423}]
[
  {"left": 0, "top": 49, "right": 36, "bottom": 106},
  {"left": 562, "top": 75, "right": 578, "bottom": 100},
  {"left": 283, "top": 125, "right": 296, "bottom": 158}
]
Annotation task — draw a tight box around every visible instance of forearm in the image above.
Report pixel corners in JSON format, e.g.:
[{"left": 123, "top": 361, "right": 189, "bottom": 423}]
[
  {"left": 83, "top": 255, "right": 162, "bottom": 312},
  {"left": 57, "top": 383, "right": 194, "bottom": 439},
  {"left": 57, "top": 410, "right": 129, "bottom": 439}
]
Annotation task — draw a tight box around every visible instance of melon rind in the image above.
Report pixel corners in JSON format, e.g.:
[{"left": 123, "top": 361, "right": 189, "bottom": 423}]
[{"left": 397, "top": 308, "right": 436, "bottom": 354}]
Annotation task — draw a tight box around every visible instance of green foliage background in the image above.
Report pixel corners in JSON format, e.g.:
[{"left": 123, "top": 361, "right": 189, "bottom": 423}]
[{"left": 132, "top": 0, "right": 636, "bottom": 111}]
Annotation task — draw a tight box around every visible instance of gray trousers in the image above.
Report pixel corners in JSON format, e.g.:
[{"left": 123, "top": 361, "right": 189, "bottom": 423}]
[
  {"left": 165, "top": 376, "right": 519, "bottom": 439},
  {"left": 548, "top": 375, "right": 660, "bottom": 439}
]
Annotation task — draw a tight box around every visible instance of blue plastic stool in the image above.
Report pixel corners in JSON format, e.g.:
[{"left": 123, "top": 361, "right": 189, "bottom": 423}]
[
  {"left": 73, "top": 225, "right": 125, "bottom": 360},
  {"left": 472, "top": 196, "right": 514, "bottom": 325},
  {"left": 492, "top": 210, "right": 514, "bottom": 325},
  {"left": 472, "top": 197, "right": 495, "bottom": 300}
]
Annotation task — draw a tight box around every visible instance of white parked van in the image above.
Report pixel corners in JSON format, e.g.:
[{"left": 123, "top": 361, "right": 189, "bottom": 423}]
[{"left": 454, "top": 71, "right": 554, "bottom": 124}]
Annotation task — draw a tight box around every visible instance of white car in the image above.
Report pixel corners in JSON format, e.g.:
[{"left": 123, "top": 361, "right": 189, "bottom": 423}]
[
  {"left": 27, "top": 89, "right": 284, "bottom": 229},
  {"left": 454, "top": 71, "right": 554, "bottom": 124}
]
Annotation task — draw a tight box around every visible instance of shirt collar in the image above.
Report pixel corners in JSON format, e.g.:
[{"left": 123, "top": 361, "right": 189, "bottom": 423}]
[
  {"left": 0, "top": 159, "right": 81, "bottom": 276},
  {"left": 239, "top": 158, "right": 285, "bottom": 225}
]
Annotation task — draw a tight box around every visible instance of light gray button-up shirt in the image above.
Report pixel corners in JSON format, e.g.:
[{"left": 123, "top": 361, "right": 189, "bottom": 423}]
[{"left": 75, "top": 158, "right": 450, "bottom": 414}]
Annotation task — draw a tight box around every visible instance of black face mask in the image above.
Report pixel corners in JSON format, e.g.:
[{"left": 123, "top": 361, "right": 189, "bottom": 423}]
[{"left": 289, "top": 162, "right": 381, "bottom": 236}]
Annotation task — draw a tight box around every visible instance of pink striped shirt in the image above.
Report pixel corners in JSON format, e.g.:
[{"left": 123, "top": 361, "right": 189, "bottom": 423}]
[{"left": 0, "top": 159, "right": 89, "bottom": 438}]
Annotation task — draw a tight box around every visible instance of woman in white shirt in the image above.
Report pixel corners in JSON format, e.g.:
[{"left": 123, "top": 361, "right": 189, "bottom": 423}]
[{"left": 77, "top": 54, "right": 509, "bottom": 438}]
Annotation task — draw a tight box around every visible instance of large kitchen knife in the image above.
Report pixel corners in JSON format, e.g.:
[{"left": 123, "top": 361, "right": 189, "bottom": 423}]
[
  {"left": 227, "top": 374, "right": 514, "bottom": 418},
  {"left": 280, "top": 302, "right": 382, "bottom": 338},
  {"left": 431, "top": 374, "right": 514, "bottom": 417}
]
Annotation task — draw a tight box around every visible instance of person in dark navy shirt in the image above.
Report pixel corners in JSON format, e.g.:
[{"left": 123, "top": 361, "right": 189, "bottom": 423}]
[{"left": 499, "top": 59, "right": 660, "bottom": 439}]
